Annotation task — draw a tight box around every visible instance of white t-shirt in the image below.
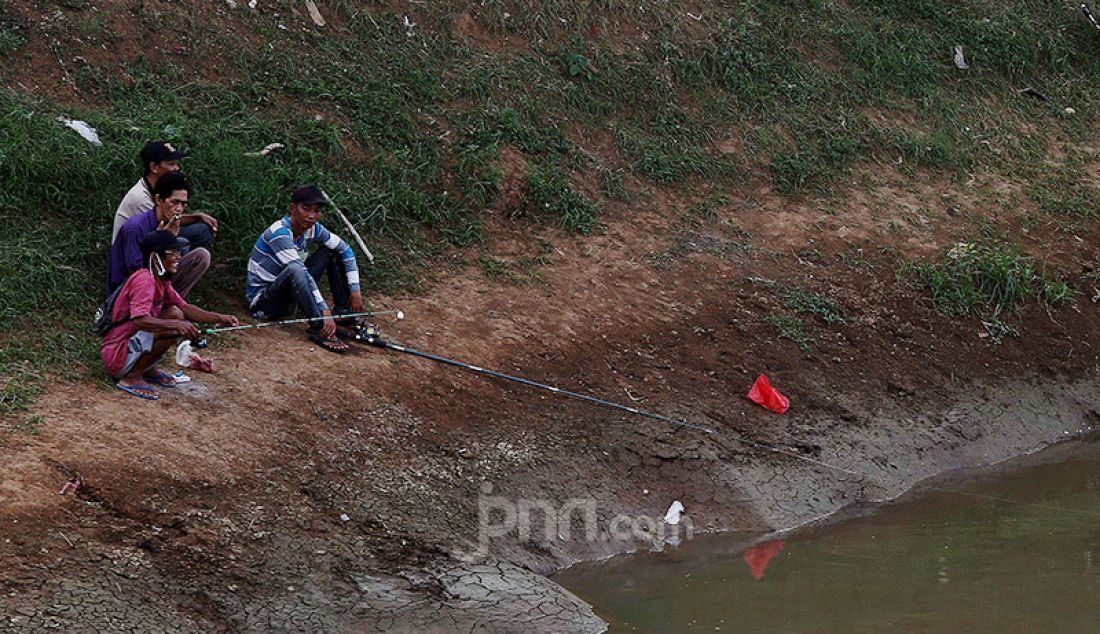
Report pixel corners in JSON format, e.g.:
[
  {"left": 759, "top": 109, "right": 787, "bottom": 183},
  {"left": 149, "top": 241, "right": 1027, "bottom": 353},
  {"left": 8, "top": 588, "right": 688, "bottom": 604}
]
[{"left": 111, "top": 178, "right": 153, "bottom": 243}]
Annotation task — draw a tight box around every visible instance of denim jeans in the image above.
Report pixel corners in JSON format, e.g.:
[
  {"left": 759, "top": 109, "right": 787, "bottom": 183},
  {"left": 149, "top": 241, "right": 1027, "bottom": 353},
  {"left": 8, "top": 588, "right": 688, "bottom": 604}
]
[
  {"left": 250, "top": 247, "right": 352, "bottom": 329},
  {"left": 177, "top": 222, "right": 214, "bottom": 255}
]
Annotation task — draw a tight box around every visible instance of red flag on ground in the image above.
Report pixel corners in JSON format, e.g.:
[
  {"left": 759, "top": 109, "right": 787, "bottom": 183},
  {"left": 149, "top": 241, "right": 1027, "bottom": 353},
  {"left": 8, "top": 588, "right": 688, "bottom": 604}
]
[
  {"left": 743, "top": 540, "right": 786, "bottom": 580},
  {"left": 747, "top": 374, "right": 789, "bottom": 413}
]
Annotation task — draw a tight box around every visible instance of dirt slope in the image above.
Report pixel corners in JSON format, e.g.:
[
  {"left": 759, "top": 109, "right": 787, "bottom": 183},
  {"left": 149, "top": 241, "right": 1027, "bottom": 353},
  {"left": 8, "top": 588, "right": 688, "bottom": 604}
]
[{"left": 3, "top": 166, "right": 1100, "bottom": 630}]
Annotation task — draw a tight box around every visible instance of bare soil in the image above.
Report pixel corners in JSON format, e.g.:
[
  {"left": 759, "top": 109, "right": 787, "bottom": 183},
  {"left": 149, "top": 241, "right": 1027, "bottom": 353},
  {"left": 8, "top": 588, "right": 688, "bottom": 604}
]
[
  {"left": 3, "top": 161, "right": 1100, "bottom": 630},
  {"left": 3, "top": 2, "right": 1100, "bottom": 630}
]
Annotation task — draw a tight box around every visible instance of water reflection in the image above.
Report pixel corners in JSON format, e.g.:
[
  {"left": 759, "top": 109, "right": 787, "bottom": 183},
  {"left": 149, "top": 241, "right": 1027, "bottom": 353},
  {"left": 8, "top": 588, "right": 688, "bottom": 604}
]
[
  {"left": 557, "top": 440, "right": 1100, "bottom": 633},
  {"left": 742, "top": 540, "right": 785, "bottom": 580}
]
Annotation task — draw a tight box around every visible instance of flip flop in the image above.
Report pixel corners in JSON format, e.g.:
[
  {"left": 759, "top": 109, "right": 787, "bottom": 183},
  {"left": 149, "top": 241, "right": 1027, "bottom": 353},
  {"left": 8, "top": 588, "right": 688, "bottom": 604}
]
[
  {"left": 308, "top": 332, "right": 349, "bottom": 354},
  {"left": 333, "top": 326, "right": 357, "bottom": 340},
  {"left": 116, "top": 383, "right": 158, "bottom": 401},
  {"left": 143, "top": 369, "right": 177, "bottom": 387}
]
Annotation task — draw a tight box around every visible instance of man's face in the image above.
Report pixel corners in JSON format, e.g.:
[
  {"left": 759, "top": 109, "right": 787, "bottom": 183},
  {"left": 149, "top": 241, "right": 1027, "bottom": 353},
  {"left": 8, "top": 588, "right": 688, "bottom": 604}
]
[
  {"left": 290, "top": 202, "right": 323, "bottom": 231},
  {"left": 160, "top": 248, "right": 181, "bottom": 278},
  {"left": 155, "top": 189, "right": 189, "bottom": 221},
  {"left": 149, "top": 160, "right": 180, "bottom": 178}
]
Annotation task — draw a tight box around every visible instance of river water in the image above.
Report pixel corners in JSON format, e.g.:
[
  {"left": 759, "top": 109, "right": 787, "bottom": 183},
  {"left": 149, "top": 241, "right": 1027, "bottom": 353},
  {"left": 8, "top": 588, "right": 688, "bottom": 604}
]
[{"left": 556, "top": 438, "right": 1100, "bottom": 633}]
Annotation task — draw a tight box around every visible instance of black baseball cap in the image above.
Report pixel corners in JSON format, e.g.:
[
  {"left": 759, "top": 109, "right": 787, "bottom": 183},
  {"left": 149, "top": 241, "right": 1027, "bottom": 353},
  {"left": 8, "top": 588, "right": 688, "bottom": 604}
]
[
  {"left": 140, "top": 141, "right": 189, "bottom": 165},
  {"left": 139, "top": 230, "right": 181, "bottom": 256},
  {"left": 290, "top": 184, "right": 329, "bottom": 206}
]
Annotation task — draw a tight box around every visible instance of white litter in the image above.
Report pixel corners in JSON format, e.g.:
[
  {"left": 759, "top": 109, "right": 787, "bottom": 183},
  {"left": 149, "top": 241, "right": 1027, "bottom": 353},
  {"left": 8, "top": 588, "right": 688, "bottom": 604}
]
[
  {"left": 173, "top": 370, "right": 192, "bottom": 384},
  {"left": 248, "top": 0, "right": 257, "bottom": 8},
  {"left": 175, "top": 340, "right": 196, "bottom": 367},
  {"left": 953, "top": 45, "right": 968, "bottom": 70},
  {"left": 244, "top": 142, "right": 285, "bottom": 157},
  {"left": 305, "top": 0, "right": 325, "bottom": 26},
  {"left": 339, "top": 513, "right": 350, "bottom": 522},
  {"left": 57, "top": 117, "right": 102, "bottom": 146},
  {"left": 396, "top": 310, "right": 405, "bottom": 321},
  {"left": 664, "top": 500, "right": 685, "bottom": 525}
]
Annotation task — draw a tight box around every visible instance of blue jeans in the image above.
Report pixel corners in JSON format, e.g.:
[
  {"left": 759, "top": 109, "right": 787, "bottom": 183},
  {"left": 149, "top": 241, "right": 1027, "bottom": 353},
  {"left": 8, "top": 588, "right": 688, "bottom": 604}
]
[
  {"left": 250, "top": 247, "right": 352, "bottom": 329},
  {"left": 177, "top": 222, "right": 214, "bottom": 255}
]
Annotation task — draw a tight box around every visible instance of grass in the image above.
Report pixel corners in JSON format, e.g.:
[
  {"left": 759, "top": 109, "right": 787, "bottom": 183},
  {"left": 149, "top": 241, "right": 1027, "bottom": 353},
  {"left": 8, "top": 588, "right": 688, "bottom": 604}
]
[
  {"left": 750, "top": 278, "right": 845, "bottom": 325},
  {"left": 764, "top": 314, "right": 814, "bottom": 353},
  {"left": 905, "top": 241, "right": 1073, "bottom": 320},
  {"left": 1, "top": 0, "right": 1099, "bottom": 412}
]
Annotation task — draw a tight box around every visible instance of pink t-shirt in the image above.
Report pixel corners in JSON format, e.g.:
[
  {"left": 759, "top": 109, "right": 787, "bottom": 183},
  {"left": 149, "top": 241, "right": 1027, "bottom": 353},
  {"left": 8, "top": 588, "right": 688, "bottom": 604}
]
[{"left": 100, "top": 269, "right": 187, "bottom": 377}]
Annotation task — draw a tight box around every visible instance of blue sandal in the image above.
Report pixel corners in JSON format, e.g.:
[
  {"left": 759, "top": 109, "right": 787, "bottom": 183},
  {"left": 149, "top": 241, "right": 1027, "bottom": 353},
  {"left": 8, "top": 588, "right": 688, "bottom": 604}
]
[
  {"left": 143, "top": 369, "right": 177, "bottom": 387},
  {"left": 116, "top": 383, "right": 158, "bottom": 401}
]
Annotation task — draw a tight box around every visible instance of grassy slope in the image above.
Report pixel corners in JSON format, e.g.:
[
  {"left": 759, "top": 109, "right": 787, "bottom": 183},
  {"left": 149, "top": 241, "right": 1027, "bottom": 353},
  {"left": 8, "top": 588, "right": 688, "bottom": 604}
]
[{"left": 1, "top": 0, "right": 1098, "bottom": 415}]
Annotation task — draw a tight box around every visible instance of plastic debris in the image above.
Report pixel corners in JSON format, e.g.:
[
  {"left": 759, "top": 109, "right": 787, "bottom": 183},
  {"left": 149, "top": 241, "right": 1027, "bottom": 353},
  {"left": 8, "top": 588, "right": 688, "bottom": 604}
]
[
  {"left": 57, "top": 117, "right": 102, "bottom": 146},
  {"left": 747, "top": 374, "right": 789, "bottom": 414},
  {"left": 173, "top": 370, "right": 192, "bottom": 384},
  {"left": 248, "top": 0, "right": 257, "bottom": 8},
  {"left": 244, "top": 142, "right": 285, "bottom": 157},
  {"left": 339, "top": 513, "right": 350, "bottom": 522},
  {"left": 305, "top": 0, "right": 325, "bottom": 26},
  {"left": 175, "top": 340, "right": 215, "bottom": 373},
  {"left": 953, "top": 45, "right": 968, "bottom": 70},
  {"left": 743, "top": 540, "right": 785, "bottom": 580},
  {"left": 663, "top": 500, "right": 685, "bottom": 525},
  {"left": 58, "top": 477, "right": 81, "bottom": 496},
  {"left": 175, "top": 341, "right": 195, "bottom": 367}
]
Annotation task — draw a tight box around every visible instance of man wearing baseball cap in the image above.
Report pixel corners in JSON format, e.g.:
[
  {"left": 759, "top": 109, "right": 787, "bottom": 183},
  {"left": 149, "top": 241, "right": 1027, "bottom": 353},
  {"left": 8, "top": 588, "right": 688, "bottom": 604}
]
[
  {"left": 110, "top": 141, "right": 219, "bottom": 253},
  {"left": 244, "top": 184, "right": 365, "bottom": 353}
]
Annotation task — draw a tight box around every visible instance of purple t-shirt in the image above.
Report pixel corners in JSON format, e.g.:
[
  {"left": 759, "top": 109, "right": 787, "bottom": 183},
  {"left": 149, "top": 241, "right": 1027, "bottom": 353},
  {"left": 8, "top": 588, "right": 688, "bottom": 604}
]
[{"left": 106, "top": 209, "right": 158, "bottom": 293}]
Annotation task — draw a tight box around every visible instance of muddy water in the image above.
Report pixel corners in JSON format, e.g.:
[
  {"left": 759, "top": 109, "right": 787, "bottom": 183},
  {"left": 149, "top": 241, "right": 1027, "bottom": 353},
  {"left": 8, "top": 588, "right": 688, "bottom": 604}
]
[{"left": 556, "top": 439, "right": 1100, "bottom": 633}]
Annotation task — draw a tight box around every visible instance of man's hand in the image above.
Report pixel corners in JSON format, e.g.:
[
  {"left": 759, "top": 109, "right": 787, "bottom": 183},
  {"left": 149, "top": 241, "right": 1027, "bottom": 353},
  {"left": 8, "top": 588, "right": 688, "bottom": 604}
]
[
  {"left": 175, "top": 320, "right": 199, "bottom": 340},
  {"left": 198, "top": 213, "right": 219, "bottom": 233},
  {"left": 218, "top": 314, "right": 240, "bottom": 327},
  {"left": 158, "top": 213, "right": 181, "bottom": 236},
  {"left": 320, "top": 316, "right": 337, "bottom": 339},
  {"left": 348, "top": 292, "right": 364, "bottom": 314}
]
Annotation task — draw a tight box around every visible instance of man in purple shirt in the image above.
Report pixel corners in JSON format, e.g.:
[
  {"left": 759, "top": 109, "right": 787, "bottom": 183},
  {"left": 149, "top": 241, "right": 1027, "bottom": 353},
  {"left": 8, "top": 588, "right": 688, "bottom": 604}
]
[{"left": 107, "top": 172, "right": 210, "bottom": 296}]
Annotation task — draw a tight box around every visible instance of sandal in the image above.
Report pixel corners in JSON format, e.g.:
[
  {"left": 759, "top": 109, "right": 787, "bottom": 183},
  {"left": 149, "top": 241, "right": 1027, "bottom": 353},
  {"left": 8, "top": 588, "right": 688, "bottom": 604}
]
[
  {"left": 308, "top": 332, "right": 349, "bottom": 353},
  {"left": 116, "top": 383, "right": 159, "bottom": 401},
  {"left": 143, "top": 369, "right": 177, "bottom": 387}
]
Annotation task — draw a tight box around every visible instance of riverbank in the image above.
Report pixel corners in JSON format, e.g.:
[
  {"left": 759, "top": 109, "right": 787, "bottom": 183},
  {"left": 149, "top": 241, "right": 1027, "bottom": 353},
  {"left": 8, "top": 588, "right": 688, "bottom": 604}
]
[{"left": 2, "top": 212, "right": 1098, "bottom": 629}]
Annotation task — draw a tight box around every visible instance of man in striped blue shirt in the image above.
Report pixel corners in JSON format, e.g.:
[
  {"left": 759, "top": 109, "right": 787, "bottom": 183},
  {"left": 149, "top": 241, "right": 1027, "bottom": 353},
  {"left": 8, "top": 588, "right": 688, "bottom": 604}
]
[{"left": 245, "top": 185, "right": 364, "bottom": 352}]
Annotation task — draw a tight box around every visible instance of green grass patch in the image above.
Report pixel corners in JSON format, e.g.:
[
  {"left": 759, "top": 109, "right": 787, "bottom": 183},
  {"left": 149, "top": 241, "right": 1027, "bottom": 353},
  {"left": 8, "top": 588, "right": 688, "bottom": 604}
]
[
  {"left": 905, "top": 241, "right": 1073, "bottom": 320},
  {"left": 750, "top": 278, "right": 845, "bottom": 324},
  {"left": 1028, "top": 169, "right": 1100, "bottom": 219},
  {"left": 764, "top": 314, "right": 813, "bottom": 352},
  {"left": 522, "top": 163, "right": 600, "bottom": 234}
]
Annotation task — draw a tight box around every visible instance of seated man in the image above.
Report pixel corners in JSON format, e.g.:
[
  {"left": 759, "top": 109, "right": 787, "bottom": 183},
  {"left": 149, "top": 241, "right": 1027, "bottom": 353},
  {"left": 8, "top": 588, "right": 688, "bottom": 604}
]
[
  {"left": 111, "top": 141, "right": 218, "bottom": 252},
  {"left": 107, "top": 172, "right": 209, "bottom": 296},
  {"left": 102, "top": 230, "right": 238, "bottom": 400},
  {"left": 245, "top": 184, "right": 365, "bottom": 353}
]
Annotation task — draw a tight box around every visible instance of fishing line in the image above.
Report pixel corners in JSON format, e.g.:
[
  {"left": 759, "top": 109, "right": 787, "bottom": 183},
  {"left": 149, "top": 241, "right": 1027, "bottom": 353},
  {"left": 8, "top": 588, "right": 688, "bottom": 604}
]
[
  {"left": 362, "top": 337, "right": 863, "bottom": 478},
  {"left": 929, "top": 486, "right": 1100, "bottom": 518},
  {"left": 202, "top": 309, "right": 404, "bottom": 335}
]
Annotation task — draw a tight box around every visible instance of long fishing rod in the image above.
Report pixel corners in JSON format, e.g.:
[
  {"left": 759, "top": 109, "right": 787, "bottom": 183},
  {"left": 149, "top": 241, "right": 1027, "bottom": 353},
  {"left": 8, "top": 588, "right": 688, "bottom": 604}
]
[
  {"left": 203, "top": 309, "right": 404, "bottom": 335},
  {"left": 358, "top": 335, "right": 861, "bottom": 477}
]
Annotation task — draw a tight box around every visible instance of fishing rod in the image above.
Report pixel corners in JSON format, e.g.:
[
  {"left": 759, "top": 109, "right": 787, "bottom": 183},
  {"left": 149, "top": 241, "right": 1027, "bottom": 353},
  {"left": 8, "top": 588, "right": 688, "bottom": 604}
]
[
  {"left": 202, "top": 309, "right": 404, "bottom": 335},
  {"left": 356, "top": 333, "right": 861, "bottom": 477},
  {"left": 322, "top": 189, "right": 375, "bottom": 265}
]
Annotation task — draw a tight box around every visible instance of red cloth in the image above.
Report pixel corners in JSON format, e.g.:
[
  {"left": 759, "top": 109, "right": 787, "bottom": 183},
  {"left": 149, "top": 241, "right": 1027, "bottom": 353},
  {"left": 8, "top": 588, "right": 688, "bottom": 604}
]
[
  {"left": 743, "top": 540, "right": 785, "bottom": 580},
  {"left": 747, "top": 374, "right": 789, "bottom": 413}
]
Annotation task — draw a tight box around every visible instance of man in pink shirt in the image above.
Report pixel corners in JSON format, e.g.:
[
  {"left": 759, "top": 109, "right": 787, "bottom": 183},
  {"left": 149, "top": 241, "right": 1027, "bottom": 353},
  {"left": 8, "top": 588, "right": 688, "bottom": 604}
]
[{"left": 102, "top": 230, "right": 238, "bottom": 400}]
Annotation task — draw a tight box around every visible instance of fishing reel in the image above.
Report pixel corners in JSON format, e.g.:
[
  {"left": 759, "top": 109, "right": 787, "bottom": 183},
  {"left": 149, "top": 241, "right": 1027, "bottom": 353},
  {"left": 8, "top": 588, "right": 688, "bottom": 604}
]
[{"left": 351, "top": 324, "right": 382, "bottom": 345}]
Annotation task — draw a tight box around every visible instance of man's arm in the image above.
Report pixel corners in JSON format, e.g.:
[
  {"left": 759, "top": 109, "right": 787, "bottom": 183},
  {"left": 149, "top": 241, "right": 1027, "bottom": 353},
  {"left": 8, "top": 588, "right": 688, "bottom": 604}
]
[
  {"left": 179, "top": 213, "right": 218, "bottom": 233},
  {"left": 180, "top": 304, "right": 238, "bottom": 327}
]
